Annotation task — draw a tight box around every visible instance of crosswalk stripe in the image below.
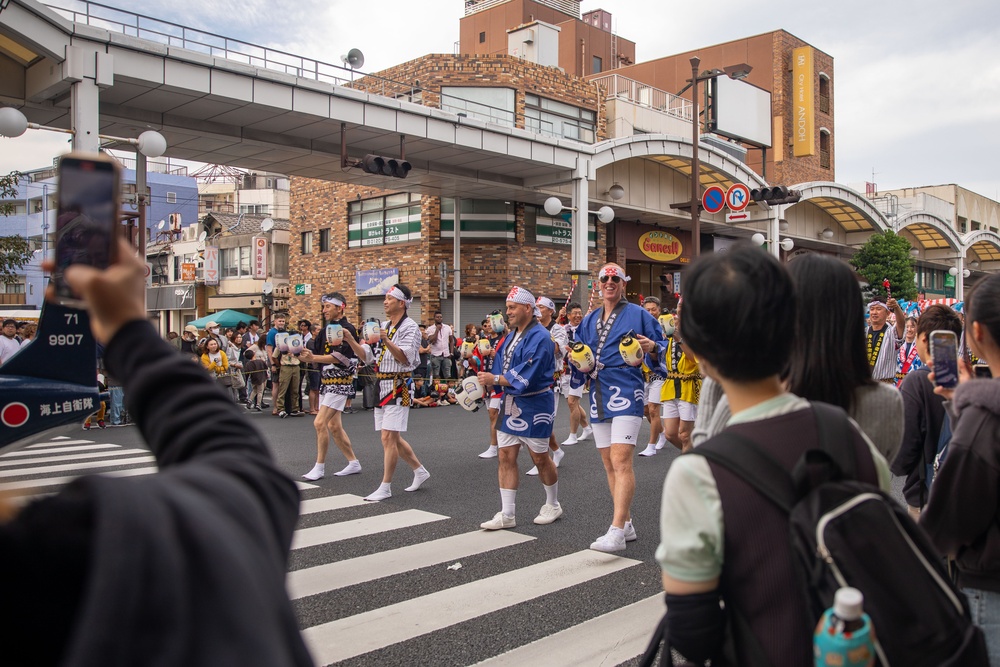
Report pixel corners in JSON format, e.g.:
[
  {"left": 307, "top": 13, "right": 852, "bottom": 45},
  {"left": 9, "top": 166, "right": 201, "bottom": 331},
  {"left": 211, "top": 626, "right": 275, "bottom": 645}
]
[
  {"left": 301, "top": 550, "right": 642, "bottom": 665},
  {"left": 299, "top": 494, "right": 367, "bottom": 515},
  {"left": 0, "top": 455, "right": 155, "bottom": 479},
  {"left": 296, "top": 481, "right": 318, "bottom": 490},
  {"left": 288, "top": 530, "right": 535, "bottom": 600},
  {"left": 0, "top": 444, "right": 123, "bottom": 458},
  {"left": 25, "top": 440, "right": 97, "bottom": 448},
  {"left": 291, "top": 509, "right": 448, "bottom": 550},
  {"left": 0, "top": 449, "right": 144, "bottom": 468},
  {"left": 1, "top": 466, "right": 158, "bottom": 494},
  {"left": 471, "top": 594, "right": 662, "bottom": 666}
]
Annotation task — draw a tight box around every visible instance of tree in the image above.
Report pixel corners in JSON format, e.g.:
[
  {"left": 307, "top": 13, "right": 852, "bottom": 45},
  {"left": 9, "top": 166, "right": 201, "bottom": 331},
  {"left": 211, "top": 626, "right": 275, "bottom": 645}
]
[
  {"left": 1, "top": 170, "right": 34, "bottom": 285},
  {"left": 849, "top": 230, "right": 918, "bottom": 301}
]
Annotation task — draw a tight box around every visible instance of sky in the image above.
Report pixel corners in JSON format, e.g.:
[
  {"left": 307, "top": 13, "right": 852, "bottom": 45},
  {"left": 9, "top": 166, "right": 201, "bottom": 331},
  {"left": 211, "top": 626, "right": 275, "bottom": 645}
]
[{"left": 4, "top": 0, "right": 1000, "bottom": 199}]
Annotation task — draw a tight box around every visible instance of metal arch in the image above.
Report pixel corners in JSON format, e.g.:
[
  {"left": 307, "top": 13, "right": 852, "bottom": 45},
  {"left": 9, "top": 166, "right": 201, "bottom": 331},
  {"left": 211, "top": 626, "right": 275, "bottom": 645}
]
[
  {"left": 896, "top": 211, "right": 964, "bottom": 251},
  {"left": 791, "top": 181, "right": 892, "bottom": 233},
  {"left": 590, "top": 134, "right": 767, "bottom": 187},
  {"left": 963, "top": 229, "right": 1000, "bottom": 252}
]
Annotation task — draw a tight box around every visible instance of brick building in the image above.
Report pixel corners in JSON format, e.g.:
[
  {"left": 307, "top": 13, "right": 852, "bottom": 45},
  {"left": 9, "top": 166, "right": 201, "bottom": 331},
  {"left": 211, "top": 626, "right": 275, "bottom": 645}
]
[{"left": 288, "top": 54, "right": 608, "bottom": 326}]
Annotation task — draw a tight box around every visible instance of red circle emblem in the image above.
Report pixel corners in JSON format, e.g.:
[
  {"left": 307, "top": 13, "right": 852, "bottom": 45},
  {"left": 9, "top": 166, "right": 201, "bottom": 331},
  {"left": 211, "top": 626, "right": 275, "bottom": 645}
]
[{"left": 1, "top": 402, "right": 29, "bottom": 428}]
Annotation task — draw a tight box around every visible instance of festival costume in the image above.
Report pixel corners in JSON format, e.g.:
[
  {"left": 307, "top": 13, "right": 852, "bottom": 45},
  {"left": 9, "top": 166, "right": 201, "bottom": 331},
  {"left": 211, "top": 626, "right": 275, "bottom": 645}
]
[
  {"left": 491, "top": 319, "right": 556, "bottom": 439},
  {"left": 659, "top": 336, "right": 702, "bottom": 405},
  {"left": 571, "top": 300, "right": 665, "bottom": 422},
  {"left": 867, "top": 323, "right": 900, "bottom": 383},
  {"left": 895, "top": 339, "right": 923, "bottom": 387},
  {"left": 363, "top": 316, "right": 421, "bottom": 409},
  {"left": 316, "top": 317, "right": 359, "bottom": 400}
]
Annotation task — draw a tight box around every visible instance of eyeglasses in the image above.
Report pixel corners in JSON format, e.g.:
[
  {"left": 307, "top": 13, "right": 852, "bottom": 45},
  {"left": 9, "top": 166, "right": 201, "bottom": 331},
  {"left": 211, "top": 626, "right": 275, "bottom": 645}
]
[{"left": 599, "top": 275, "right": 621, "bottom": 284}]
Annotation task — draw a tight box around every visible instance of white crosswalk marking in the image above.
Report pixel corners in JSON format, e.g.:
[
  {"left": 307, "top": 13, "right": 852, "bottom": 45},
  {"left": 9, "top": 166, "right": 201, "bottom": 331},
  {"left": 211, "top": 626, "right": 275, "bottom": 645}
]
[
  {"left": 299, "top": 494, "right": 367, "bottom": 514},
  {"left": 0, "top": 449, "right": 143, "bottom": 468},
  {"left": 302, "top": 550, "right": 641, "bottom": 665},
  {"left": 0, "top": 455, "right": 155, "bottom": 478},
  {"left": 0, "top": 443, "right": 122, "bottom": 458},
  {"left": 2, "top": 466, "right": 158, "bottom": 494},
  {"left": 291, "top": 509, "right": 448, "bottom": 550}
]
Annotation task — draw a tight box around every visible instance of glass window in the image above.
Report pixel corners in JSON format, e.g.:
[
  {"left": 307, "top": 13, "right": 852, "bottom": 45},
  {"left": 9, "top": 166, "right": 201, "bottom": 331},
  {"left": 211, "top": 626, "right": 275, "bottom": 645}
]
[
  {"left": 524, "top": 94, "right": 596, "bottom": 144},
  {"left": 319, "top": 228, "right": 331, "bottom": 253},
  {"left": 166, "top": 192, "right": 177, "bottom": 204},
  {"left": 301, "top": 231, "right": 314, "bottom": 255},
  {"left": 441, "top": 87, "right": 516, "bottom": 127},
  {"left": 592, "top": 56, "right": 603, "bottom": 74},
  {"left": 348, "top": 194, "right": 421, "bottom": 249},
  {"left": 273, "top": 244, "right": 289, "bottom": 277}
]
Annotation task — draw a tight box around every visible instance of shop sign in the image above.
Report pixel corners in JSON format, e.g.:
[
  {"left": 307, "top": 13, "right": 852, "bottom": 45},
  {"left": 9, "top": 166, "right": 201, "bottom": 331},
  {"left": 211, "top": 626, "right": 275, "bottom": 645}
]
[
  {"left": 638, "top": 231, "right": 683, "bottom": 262},
  {"left": 252, "top": 236, "right": 268, "bottom": 279}
]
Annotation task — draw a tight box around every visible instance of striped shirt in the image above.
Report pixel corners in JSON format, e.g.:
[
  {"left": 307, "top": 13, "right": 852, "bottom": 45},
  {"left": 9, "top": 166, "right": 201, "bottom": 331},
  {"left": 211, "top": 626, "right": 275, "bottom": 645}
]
[
  {"left": 364, "top": 317, "right": 421, "bottom": 406},
  {"left": 869, "top": 324, "right": 900, "bottom": 381}
]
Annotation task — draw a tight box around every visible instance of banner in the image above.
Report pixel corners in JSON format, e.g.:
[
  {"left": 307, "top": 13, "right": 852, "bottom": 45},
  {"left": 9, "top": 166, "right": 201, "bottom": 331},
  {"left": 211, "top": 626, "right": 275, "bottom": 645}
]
[
  {"left": 204, "top": 246, "right": 219, "bottom": 286},
  {"left": 252, "top": 236, "right": 268, "bottom": 280},
  {"left": 792, "top": 46, "right": 815, "bottom": 157}
]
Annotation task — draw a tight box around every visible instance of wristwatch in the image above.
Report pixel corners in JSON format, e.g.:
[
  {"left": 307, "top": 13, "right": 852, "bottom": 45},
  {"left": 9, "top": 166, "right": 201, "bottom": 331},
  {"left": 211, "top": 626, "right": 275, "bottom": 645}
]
[{"left": 494, "top": 375, "right": 500, "bottom": 385}]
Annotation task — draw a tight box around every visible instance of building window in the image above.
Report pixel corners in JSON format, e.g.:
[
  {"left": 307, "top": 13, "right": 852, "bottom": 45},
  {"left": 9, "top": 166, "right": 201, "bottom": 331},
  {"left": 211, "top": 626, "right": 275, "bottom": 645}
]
[
  {"left": 524, "top": 94, "right": 597, "bottom": 143},
  {"left": 221, "top": 247, "right": 252, "bottom": 278},
  {"left": 348, "top": 193, "right": 421, "bottom": 248},
  {"left": 441, "top": 86, "right": 515, "bottom": 127},
  {"left": 0, "top": 279, "right": 26, "bottom": 294},
  {"left": 592, "top": 56, "right": 603, "bottom": 74},
  {"left": 273, "top": 244, "right": 289, "bottom": 277},
  {"left": 819, "top": 129, "right": 831, "bottom": 169},
  {"left": 319, "top": 228, "right": 331, "bottom": 253},
  {"left": 301, "top": 231, "right": 314, "bottom": 255},
  {"left": 166, "top": 192, "right": 177, "bottom": 204},
  {"left": 819, "top": 73, "right": 831, "bottom": 114},
  {"left": 239, "top": 204, "right": 269, "bottom": 215},
  {"left": 479, "top": 31, "right": 486, "bottom": 44}
]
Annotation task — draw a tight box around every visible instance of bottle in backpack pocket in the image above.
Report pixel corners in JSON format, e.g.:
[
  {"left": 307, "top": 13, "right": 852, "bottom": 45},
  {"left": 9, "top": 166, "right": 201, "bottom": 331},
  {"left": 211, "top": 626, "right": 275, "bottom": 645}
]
[{"left": 814, "top": 587, "right": 876, "bottom": 667}]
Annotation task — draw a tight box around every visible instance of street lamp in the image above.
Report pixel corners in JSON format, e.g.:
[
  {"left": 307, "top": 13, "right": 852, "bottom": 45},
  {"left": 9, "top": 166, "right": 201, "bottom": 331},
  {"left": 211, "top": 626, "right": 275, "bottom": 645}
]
[
  {"left": 543, "top": 196, "right": 615, "bottom": 223},
  {"left": 751, "top": 232, "right": 794, "bottom": 252},
  {"left": 684, "top": 58, "right": 753, "bottom": 257}
]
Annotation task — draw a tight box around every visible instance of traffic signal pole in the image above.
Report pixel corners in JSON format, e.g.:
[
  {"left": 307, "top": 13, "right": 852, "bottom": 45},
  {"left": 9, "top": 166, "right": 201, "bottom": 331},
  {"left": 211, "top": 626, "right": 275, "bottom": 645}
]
[{"left": 690, "top": 56, "right": 702, "bottom": 257}]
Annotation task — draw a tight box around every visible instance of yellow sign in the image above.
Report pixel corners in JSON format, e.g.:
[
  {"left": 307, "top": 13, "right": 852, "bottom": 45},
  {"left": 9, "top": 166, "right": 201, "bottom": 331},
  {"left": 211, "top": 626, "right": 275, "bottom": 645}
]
[
  {"left": 792, "top": 46, "right": 815, "bottom": 157},
  {"left": 638, "top": 231, "right": 682, "bottom": 262}
]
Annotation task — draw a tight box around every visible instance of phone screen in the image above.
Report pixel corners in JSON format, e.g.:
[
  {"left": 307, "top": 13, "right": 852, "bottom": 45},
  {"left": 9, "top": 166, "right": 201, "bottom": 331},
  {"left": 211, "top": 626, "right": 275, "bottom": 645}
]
[
  {"left": 930, "top": 330, "right": 959, "bottom": 389},
  {"left": 53, "top": 155, "right": 120, "bottom": 304}
]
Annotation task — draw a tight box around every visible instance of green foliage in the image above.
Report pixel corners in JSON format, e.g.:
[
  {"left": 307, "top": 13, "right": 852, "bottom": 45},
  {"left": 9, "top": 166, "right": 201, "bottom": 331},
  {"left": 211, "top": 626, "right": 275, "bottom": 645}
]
[
  {"left": 849, "top": 230, "right": 918, "bottom": 301},
  {"left": 1, "top": 170, "right": 34, "bottom": 285}
]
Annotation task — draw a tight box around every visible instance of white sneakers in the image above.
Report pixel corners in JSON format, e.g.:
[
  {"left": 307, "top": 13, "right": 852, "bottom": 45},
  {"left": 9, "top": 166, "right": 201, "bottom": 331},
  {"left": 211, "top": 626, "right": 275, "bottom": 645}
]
[
  {"left": 479, "top": 445, "right": 498, "bottom": 459},
  {"left": 590, "top": 526, "right": 627, "bottom": 553},
  {"left": 534, "top": 503, "right": 563, "bottom": 525},
  {"left": 638, "top": 443, "right": 658, "bottom": 457},
  {"left": 481, "top": 512, "right": 516, "bottom": 530},
  {"left": 624, "top": 520, "right": 637, "bottom": 542},
  {"left": 334, "top": 460, "right": 362, "bottom": 476},
  {"left": 579, "top": 425, "right": 594, "bottom": 441}
]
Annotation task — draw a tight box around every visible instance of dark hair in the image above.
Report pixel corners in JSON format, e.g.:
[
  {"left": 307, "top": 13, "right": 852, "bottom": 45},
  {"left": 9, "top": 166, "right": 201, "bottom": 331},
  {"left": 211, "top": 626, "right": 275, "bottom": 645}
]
[
  {"left": 643, "top": 296, "right": 661, "bottom": 306},
  {"left": 966, "top": 273, "right": 1000, "bottom": 348},
  {"left": 785, "top": 254, "right": 872, "bottom": 410},
  {"left": 298, "top": 319, "right": 311, "bottom": 328},
  {"left": 916, "top": 305, "right": 962, "bottom": 340},
  {"left": 236, "top": 322, "right": 248, "bottom": 330},
  {"left": 567, "top": 302, "right": 582, "bottom": 312},
  {"left": 682, "top": 244, "right": 795, "bottom": 381},
  {"left": 249, "top": 320, "right": 259, "bottom": 327},
  {"left": 434, "top": 310, "right": 442, "bottom": 316},
  {"left": 244, "top": 348, "right": 255, "bottom": 359},
  {"left": 2, "top": 319, "right": 15, "bottom": 327}
]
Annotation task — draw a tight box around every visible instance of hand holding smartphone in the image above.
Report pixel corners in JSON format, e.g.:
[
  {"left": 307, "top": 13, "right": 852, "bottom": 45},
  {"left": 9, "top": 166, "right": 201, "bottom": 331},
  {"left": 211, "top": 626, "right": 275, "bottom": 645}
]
[
  {"left": 930, "top": 330, "right": 959, "bottom": 389},
  {"left": 52, "top": 153, "right": 121, "bottom": 308}
]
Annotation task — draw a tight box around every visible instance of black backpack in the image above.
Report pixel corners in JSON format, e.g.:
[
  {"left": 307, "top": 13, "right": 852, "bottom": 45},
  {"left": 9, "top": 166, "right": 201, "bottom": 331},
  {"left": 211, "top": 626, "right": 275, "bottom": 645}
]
[{"left": 643, "top": 402, "right": 987, "bottom": 667}]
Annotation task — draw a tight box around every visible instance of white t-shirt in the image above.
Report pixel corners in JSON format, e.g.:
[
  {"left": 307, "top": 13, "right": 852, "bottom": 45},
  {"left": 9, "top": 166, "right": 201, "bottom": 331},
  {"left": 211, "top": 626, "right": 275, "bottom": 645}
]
[{"left": 0, "top": 335, "right": 20, "bottom": 364}]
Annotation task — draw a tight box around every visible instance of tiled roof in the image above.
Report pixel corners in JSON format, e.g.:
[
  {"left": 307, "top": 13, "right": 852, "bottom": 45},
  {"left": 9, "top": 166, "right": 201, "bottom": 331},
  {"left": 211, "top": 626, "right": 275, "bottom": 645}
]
[{"left": 203, "top": 213, "right": 290, "bottom": 236}]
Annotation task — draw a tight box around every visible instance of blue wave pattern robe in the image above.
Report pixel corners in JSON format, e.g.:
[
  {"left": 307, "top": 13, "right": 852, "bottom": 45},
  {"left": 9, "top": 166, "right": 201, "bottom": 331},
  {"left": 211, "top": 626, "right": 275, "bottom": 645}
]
[
  {"left": 490, "top": 320, "right": 556, "bottom": 439},
  {"left": 571, "top": 301, "right": 665, "bottom": 422}
]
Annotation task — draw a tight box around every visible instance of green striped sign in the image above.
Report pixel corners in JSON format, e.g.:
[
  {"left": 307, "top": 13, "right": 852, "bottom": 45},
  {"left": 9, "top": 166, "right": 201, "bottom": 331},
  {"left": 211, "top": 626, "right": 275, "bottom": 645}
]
[{"left": 537, "top": 214, "right": 597, "bottom": 247}]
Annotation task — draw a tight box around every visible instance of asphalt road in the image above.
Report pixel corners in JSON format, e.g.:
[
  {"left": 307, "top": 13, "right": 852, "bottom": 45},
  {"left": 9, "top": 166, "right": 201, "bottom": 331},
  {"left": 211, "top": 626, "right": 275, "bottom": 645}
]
[{"left": 4, "top": 395, "right": 910, "bottom": 666}]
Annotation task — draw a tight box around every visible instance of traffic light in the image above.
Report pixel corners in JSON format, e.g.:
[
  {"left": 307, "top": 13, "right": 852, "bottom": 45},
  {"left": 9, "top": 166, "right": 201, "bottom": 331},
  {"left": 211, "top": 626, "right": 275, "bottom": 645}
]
[
  {"left": 360, "top": 154, "right": 411, "bottom": 179},
  {"left": 750, "top": 186, "right": 802, "bottom": 206}
]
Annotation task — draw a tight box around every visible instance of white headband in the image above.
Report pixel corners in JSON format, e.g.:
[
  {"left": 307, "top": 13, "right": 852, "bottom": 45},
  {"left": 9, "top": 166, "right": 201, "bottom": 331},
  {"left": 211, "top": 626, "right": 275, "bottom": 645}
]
[
  {"left": 535, "top": 296, "right": 556, "bottom": 312},
  {"left": 386, "top": 286, "right": 412, "bottom": 305},
  {"left": 322, "top": 295, "right": 344, "bottom": 307},
  {"left": 868, "top": 301, "right": 887, "bottom": 311},
  {"left": 599, "top": 264, "right": 630, "bottom": 282},
  {"left": 506, "top": 285, "right": 536, "bottom": 307}
]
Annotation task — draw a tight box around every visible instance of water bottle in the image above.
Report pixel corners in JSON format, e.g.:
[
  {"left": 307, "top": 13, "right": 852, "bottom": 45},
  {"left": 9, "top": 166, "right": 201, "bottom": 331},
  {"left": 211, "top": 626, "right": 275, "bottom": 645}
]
[{"left": 814, "top": 587, "right": 876, "bottom": 667}]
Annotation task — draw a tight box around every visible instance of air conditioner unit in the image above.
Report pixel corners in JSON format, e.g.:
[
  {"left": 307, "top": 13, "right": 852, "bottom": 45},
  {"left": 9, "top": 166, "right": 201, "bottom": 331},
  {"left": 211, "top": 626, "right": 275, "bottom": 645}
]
[{"left": 169, "top": 213, "right": 182, "bottom": 232}]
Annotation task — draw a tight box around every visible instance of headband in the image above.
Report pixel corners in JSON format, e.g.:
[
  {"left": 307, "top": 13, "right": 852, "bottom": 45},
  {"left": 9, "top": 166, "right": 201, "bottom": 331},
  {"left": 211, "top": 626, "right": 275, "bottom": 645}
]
[
  {"left": 322, "top": 295, "right": 344, "bottom": 307},
  {"left": 506, "top": 285, "right": 536, "bottom": 307},
  {"left": 386, "top": 286, "right": 413, "bottom": 306},
  {"left": 868, "top": 300, "right": 888, "bottom": 311},
  {"left": 535, "top": 296, "right": 556, "bottom": 312},
  {"left": 600, "top": 264, "right": 630, "bottom": 282}
]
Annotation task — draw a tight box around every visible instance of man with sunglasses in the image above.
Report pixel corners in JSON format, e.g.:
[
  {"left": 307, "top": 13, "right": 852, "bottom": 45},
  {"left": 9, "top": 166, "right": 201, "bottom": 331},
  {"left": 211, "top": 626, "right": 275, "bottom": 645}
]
[{"left": 569, "top": 263, "right": 664, "bottom": 552}]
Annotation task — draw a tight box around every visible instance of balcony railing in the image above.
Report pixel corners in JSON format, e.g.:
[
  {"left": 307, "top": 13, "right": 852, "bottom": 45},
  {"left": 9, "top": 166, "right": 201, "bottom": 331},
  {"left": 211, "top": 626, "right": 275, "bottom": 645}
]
[{"left": 589, "top": 74, "right": 693, "bottom": 122}]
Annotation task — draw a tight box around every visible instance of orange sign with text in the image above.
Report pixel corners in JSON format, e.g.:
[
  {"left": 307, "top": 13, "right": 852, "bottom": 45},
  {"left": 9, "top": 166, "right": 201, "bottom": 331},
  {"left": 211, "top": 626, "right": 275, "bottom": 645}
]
[{"left": 638, "top": 231, "right": 683, "bottom": 262}]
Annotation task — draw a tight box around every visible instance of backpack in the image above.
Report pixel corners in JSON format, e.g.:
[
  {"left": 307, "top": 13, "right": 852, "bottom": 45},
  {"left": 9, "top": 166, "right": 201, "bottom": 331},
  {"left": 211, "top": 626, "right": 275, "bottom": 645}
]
[{"left": 656, "top": 402, "right": 987, "bottom": 667}]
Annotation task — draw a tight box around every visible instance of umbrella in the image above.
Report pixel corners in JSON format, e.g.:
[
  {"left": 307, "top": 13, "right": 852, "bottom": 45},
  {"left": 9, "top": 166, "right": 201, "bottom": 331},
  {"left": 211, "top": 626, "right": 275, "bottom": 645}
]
[{"left": 187, "top": 309, "right": 257, "bottom": 329}]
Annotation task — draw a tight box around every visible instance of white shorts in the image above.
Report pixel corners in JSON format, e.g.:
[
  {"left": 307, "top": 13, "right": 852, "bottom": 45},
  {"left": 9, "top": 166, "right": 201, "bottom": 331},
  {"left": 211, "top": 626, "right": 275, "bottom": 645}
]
[
  {"left": 375, "top": 404, "right": 409, "bottom": 432},
  {"left": 319, "top": 393, "right": 348, "bottom": 412},
  {"left": 661, "top": 399, "right": 697, "bottom": 422},
  {"left": 592, "top": 415, "right": 643, "bottom": 449},
  {"left": 565, "top": 381, "right": 585, "bottom": 398},
  {"left": 489, "top": 396, "right": 502, "bottom": 411},
  {"left": 498, "top": 431, "right": 550, "bottom": 454},
  {"left": 644, "top": 379, "right": 664, "bottom": 405}
]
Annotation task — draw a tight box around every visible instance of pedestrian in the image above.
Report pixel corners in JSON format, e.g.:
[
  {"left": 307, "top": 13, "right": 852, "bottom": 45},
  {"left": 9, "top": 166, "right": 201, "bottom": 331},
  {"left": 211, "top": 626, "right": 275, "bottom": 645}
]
[
  {"left": 299, "top": 293, "right": 362, "bottom": 480},
  {"left": 638, "top": 297, "right": 667, "bottom": 457},
  {"left": 525, "top": 295, "right": 566, "bottom": 476},
  {"left": 867, "top": 296, "right": 906, "bottom": 383},
  {"left": 656, "top": 244, "right": 890, "bottom": 666},
  {"left": 243, "top": 347, "right": 268, "bottom": 411},
  {"left": 896, "top": 316, "right": 923, "bottom": 386},
  {"left": 478, "top": 286, "right": 562, "bottom": 529},
  {"left": 478, "top": 311, "right": 507, "bottom": 459},
  {"left": 920, "top": 272, "right": 1000, "bottom": 663},
  {"left": 266, "top": 313, "right": 303, "bottom": 418},
  {"left": 559, "top": 302, "right": 592, "bottom": 445},
  {"left": 1, "top": 318, "right": 21, "bottom": 364},
  {"left": 342, "top": 285, "right": 429, "bottom": 502},
  {"left": 425, "top": 310, "right": 454, "bottom": 381},
  {"left": 890, "top": 304, "right": 963, "bottom": 518},
  {"left": 571, "top": 263, "right": 664, "bottom": 553},
  {"left": 0, "top": 238, "right": 313, "bottom": 666}
]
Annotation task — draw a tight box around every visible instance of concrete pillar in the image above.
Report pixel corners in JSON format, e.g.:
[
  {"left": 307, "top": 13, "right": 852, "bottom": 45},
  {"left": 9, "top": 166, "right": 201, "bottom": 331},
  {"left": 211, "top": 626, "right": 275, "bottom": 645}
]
[
  {"left": 570, "top": 173, "right": 590, "bottom": 308},
  {"left": 453, "top": 197, "right": 461, "bottom": 330},
  {"left": 955, "top": 255, "right": 965, "bottom": 301},
  {"left": 770, "top": 206, "right": 781, "bottom": 259},
  {"left": 70, "top": 78, "right": 100, "bottom": 153}
]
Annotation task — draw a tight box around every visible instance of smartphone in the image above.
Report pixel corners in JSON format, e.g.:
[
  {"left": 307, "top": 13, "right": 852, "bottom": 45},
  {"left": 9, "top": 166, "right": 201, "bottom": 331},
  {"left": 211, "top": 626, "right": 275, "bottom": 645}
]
[
  {"left": 52, "top": 153, "right": 121, "bottom": 308},
  {"left": 930, "top": 330, "right": 959, "bottom": 389},
  {"left": 974, "top": 364, "right": 992, "bottom": 379}
]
